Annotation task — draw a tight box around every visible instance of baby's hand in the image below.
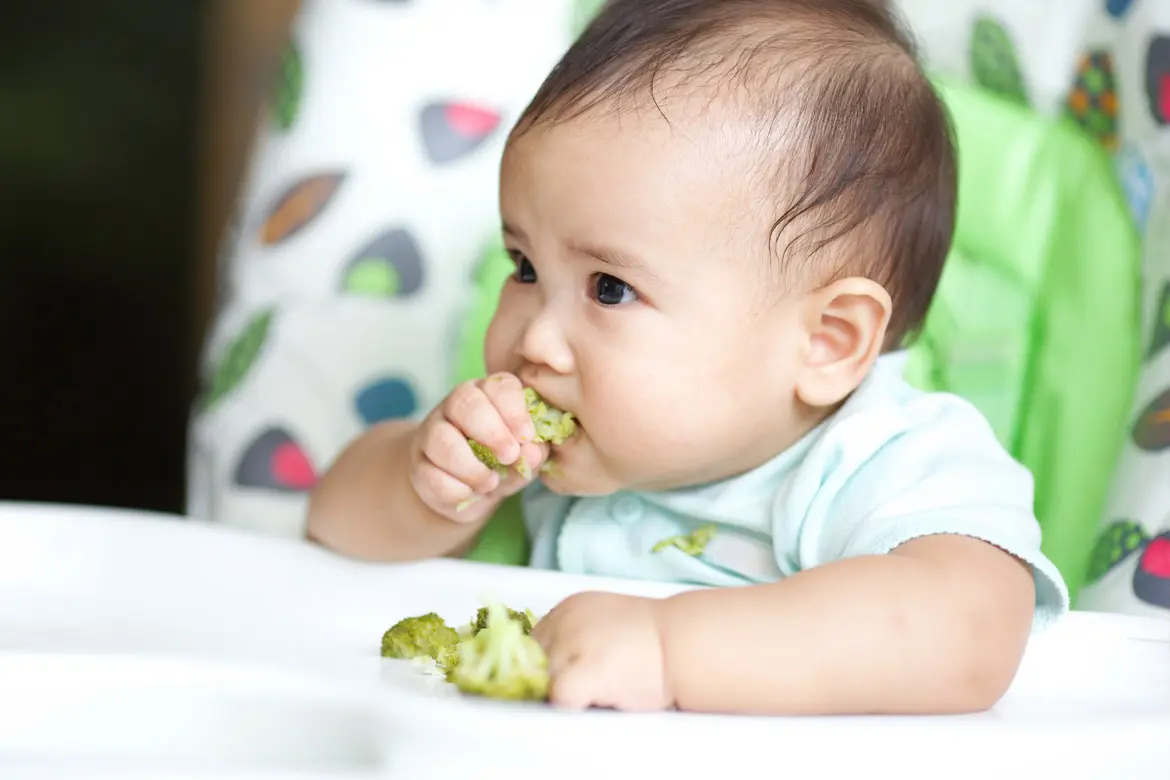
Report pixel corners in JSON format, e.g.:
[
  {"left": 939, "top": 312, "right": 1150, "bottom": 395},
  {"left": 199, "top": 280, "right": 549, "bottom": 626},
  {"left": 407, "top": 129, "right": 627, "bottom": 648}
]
[
  {"left": 410, "top": 373, "right": 548, "bottom": 521},
  {"left": 533, "top": 592, "right": 674, "bottom": 712}
]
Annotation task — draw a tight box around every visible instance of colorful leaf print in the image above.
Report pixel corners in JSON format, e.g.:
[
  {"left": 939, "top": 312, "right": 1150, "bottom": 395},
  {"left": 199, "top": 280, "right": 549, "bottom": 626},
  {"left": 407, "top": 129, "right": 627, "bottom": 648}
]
[
  {"left": 1145, "top": 35, "right": 1170, "bottom": 126},
  {"left": 1132, "top": 388, "right": 1170, "bottom": 451},
  {"left": 259, "top": 171, "right": 346, "bottom": 246},
  {"left": 234, "top": 427, "right": 317, "bottom": 492},
  {"left": 354, "top": 377, "right": 418, "bottom": 425},
  {"left": 1065, "top": 51, "right": 1119, "bottom": 150},
  {"left": 419, "top": 102, "right": 501, "bottom": 164},
  {"left": 970, "top": 16, "right": 1029, "bottom": 106},
  {"left": 203, "top": 308, "right": 275, "bottom": 411},
  {"left": 1105, "top": 0, "right": 1135, "bottom": 20},
  {"left": 1115, "top": 143, "right": 1155, "bottom": 234},
  {"left": 1133, "top": 533, "right": 1170, "bottom": 608},
  {"left": 1086, "top": 520, "right": 1150, "bottom": 585},
  {"left": 340, "top": 229, "right": 425, "bottom": 297},
  {"left": 272, "top": 38, "right": 303, "bottom": 131}
]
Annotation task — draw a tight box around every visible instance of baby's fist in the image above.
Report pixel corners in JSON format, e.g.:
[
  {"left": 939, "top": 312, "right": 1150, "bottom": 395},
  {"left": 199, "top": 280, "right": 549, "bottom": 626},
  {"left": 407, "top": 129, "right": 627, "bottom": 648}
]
[
  {"left": 410, "top": 373, "right": 547, "bottom": 521},
  {"left": 533, "top": 592, "right": 674, "bottom": 712}
]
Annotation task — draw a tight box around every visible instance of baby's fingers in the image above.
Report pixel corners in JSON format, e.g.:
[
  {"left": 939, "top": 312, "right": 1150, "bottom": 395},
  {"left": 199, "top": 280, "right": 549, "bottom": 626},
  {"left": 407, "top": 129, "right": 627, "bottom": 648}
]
[
  {"left": 419, "top": 419, "right": 500, "bottom": 496},
  {"left": 547, "top": 656, "right": 596, "bottom": 711},
  {"left": 481, "top": 373, "right": 536, "bottom": 444},
  {"left": 491, "top": 441, "right": 548, "bottom": 493},
  {"left": 411, "top": 458, "right": 482, "bottom": 520},
  {"left": 444, "top": 380, "right": 520, "bottom": 466}
]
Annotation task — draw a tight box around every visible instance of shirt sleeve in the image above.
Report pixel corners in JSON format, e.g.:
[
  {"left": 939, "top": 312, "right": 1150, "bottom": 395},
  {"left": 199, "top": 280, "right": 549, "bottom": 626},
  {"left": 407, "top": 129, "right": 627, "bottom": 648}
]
[{"left": 774, "top": 385, "right": 1070, "bottom": 632}]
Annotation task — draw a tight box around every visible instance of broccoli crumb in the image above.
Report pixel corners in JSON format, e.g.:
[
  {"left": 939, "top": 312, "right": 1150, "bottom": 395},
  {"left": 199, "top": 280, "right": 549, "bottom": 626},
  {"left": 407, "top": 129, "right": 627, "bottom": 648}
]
[
  {"left": 380, "top": 613, "right": 461, "bottom": 666},
  {"left": 652, "top": 524, "right": 717, "bottom": 556},
  {"left": 447, "top": 602, "right": 549, "bottom": 701}
]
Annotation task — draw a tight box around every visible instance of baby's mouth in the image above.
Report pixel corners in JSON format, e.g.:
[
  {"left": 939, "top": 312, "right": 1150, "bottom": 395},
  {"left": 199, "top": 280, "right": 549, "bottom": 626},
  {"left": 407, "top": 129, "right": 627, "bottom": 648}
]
[{"left": 522, "top": 387, "right": 579, "bottom": 447}]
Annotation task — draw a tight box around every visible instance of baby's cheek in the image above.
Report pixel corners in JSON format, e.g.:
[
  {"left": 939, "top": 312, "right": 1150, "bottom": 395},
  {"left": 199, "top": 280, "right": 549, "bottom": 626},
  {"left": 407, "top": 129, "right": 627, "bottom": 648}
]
[{"left": 483, "top": 315, "right": 515, "bottom": 374}]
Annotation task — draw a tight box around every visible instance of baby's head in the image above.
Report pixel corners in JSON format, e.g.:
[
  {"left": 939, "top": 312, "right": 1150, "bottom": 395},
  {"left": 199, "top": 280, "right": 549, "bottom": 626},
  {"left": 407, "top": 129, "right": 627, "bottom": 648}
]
[{"left": 484, "top": 0, "right": 956, "bottom": 495}]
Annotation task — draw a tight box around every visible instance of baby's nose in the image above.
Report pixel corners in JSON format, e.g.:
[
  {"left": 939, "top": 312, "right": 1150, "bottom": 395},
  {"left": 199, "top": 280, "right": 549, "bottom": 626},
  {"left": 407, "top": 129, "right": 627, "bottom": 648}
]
[{"left": 518, "top": 307, "right": 573, "bottom": 375}]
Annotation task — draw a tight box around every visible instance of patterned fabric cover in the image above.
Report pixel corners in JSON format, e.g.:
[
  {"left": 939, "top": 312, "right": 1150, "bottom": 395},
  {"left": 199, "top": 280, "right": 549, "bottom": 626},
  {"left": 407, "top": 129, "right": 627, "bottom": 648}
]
[{"left": 190, "top": 0, "right": 1169, "bottom": 616}]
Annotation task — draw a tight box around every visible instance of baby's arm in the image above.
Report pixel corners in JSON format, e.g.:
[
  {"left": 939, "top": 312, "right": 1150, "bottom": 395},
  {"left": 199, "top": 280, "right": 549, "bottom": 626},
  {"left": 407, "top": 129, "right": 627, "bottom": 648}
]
[
  {"left": 306, "top": 420, "right": 491, "bottom": 561},
  {"left": 307, "top": 373, "right": 545, "bottom": 561},
  {"left": 654, "top": 393, "right": 1067, "bottom": 715},
  {"left": 655, "top": 534, "right": 1035, "bottom": 715}
]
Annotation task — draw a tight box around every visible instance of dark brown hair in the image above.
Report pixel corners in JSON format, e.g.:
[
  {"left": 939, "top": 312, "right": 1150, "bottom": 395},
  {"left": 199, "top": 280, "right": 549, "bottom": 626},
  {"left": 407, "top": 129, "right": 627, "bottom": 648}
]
[{"left": 512, "top": 0, "right": 956, "bottom": 346}]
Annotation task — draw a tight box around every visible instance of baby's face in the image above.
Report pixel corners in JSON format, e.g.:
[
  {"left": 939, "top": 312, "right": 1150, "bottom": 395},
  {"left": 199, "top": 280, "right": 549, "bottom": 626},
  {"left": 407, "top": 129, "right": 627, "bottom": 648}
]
[{"left": 486, "top": 107, "right": 811, "bottom": 495}]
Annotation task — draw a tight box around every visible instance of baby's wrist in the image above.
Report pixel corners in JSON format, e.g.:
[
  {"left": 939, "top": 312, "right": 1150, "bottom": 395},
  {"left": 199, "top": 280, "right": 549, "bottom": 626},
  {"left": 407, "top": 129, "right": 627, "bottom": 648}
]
[{"left": 648, "top": 596, "right": 683, "bottom": 709}]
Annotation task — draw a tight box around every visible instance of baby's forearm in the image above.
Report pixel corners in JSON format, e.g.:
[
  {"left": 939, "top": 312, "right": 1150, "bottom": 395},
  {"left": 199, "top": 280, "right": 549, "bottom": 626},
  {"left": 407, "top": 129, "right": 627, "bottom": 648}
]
[
  {"left": 655, "top": 535, "right": 1035, "bottom": 715},
  {"left": 306, "top": 421, "right": 491, "bottom": 561}
]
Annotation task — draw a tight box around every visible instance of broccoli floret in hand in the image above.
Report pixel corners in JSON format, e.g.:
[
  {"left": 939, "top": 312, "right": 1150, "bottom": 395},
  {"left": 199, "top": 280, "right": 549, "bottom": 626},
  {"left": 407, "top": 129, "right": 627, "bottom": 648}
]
[
  {"left": 447, "top": 602, "right": 549, "bottom": 701},
  {"left": 465, "top": 386, "right": 577, "bottom": 476},
  {"left": 380, "top": 612, "right": 461, "bottom": 667},
  {"left": 652, "top": 524, "right": 717, "bottom": 556},
  {"left": 524, "top": 387, "right": 577, "bottom": 445},
  {"left": 467, "top": 440, "right": 501, "bottom": 470}
]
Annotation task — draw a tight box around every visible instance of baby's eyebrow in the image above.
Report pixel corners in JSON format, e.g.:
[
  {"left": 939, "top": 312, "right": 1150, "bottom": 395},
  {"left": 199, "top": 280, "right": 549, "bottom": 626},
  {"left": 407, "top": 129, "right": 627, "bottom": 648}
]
[
  {"left": 567, "top": 240, "right": 661, "bottom": 282},
  {"left": 501, "top": 221, "right": 527, "bottom": 242}
]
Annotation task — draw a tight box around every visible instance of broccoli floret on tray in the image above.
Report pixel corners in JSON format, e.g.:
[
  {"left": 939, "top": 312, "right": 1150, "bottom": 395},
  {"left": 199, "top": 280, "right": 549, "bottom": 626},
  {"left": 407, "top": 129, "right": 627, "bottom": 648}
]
[
  {"left": 380, "top": 603, "right": 549, "bottom": 702},
  {"left": 470, "top": 605, "right": 537, "bottom": 636},
  {"left": 380, "top": 612, "right": 461, "bottom": 664},
  {"left": 447, "top": 602, "right": 549, "bottom": 702}
]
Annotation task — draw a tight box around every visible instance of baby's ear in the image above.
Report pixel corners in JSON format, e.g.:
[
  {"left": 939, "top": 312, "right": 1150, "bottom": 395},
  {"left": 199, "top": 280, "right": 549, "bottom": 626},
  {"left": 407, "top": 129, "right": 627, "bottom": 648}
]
[{"left": 795, "top": 277, "right": 891, "bottom": 408}]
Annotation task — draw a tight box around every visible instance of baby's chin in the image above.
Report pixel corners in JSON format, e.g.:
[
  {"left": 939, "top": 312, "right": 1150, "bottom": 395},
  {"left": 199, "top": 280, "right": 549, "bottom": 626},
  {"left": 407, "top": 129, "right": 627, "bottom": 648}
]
[
  {"left": 537, "top": 473, "right": 618, "bottom": 497},
  {"left": 536, "top": 433, "right": 623, "bottom": 496}
]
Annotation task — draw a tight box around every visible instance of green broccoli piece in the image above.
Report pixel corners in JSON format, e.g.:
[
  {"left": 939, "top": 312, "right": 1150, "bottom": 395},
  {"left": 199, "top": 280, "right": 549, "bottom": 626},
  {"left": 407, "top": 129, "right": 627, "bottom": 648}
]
[
  {"left": 380, "top": 612, "right": 461, "bottom": 667},
  {"left": 467, "top": 440, "right": 501, "bottom": 470},
  {"left": 652, "top": 524, "right": 717, "bottom": 556},
  {"left": 447, "top": 602, "right": 549, "bottom": 701},
  {"left": 434, "top": 643, "right": 461, "bottom": 673},
  {"left": 470, "top": 605, "right": 537, "bottom": 636},
  {"left": 524, "top": 387, "right": 577, "bottom": 445},
  {"left": 465, "top": 386, "right": 577, "bottom": 473}
]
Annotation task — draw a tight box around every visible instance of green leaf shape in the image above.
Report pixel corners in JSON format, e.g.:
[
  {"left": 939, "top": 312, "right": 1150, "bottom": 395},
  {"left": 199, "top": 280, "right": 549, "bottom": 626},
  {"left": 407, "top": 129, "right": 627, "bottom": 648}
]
[
  {"left": 273, "top": 39, "right": 303, "bottom": 131},
  {"left": 1085, "top": 520, "right": 1150, "bottom": 585},
  {"left": 343, "top": 259, "right": 401, "bottom": 297},
  {"left": 970, "top": 16, "right": 1029, "bottom": 106},
  {"left": 203, "top": 309, "right": 275, "bottom": 411}
]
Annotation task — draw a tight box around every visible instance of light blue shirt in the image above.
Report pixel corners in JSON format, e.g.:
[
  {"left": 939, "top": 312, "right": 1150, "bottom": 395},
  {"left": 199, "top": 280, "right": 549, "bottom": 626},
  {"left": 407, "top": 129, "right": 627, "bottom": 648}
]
[{"left": 522, "top": 355, "right": 1069, "bottom": 631}]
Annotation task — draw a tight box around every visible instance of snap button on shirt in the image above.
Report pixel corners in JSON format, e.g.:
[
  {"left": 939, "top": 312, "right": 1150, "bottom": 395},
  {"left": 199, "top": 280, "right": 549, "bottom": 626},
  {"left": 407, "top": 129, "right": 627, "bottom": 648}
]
[{"left": 610, "top": 494, "right": 646, "bottom": 524}]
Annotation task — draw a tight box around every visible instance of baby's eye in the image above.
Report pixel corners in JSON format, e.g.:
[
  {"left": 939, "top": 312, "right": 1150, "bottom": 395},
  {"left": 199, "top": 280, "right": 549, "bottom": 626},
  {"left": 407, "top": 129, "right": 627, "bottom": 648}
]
[
  {"left": 509, "top": 251, "right": 537, "bottom": 284},
  {"left": 591, "top": 273, "right": 637, "bottom": 306}
]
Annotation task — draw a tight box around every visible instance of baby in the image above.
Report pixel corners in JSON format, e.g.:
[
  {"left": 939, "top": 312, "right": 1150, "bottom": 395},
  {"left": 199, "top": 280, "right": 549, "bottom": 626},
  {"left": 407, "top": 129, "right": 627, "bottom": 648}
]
[{"left": 308, "top": 0, "right": 1069, "bottom": 715}]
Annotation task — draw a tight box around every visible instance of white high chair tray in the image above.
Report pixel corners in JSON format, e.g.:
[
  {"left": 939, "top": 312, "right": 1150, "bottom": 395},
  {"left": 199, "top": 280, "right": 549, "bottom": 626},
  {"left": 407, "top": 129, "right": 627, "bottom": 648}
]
[{"left": 0, "top": 501, "right": 1167, "bottom": 780}]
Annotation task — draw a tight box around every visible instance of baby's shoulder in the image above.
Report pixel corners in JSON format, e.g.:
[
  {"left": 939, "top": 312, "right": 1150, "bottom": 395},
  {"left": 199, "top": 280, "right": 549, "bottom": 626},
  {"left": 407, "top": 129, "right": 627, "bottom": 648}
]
[{"left": 810, "top": 358, "right": 1018, "bottom": 481}]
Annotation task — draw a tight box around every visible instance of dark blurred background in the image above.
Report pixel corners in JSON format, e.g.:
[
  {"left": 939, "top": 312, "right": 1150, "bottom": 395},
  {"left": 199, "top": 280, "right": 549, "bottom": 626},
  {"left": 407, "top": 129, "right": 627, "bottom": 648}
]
[{"left": 0, "top": 1, "right": 298, "bottom": 513}]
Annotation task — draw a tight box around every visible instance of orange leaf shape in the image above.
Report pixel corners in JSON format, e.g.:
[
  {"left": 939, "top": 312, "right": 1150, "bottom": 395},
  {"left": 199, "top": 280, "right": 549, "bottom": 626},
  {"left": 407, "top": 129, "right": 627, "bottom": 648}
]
[{"left": 260, "top": 171, "right": 346, "bottom": 246}]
